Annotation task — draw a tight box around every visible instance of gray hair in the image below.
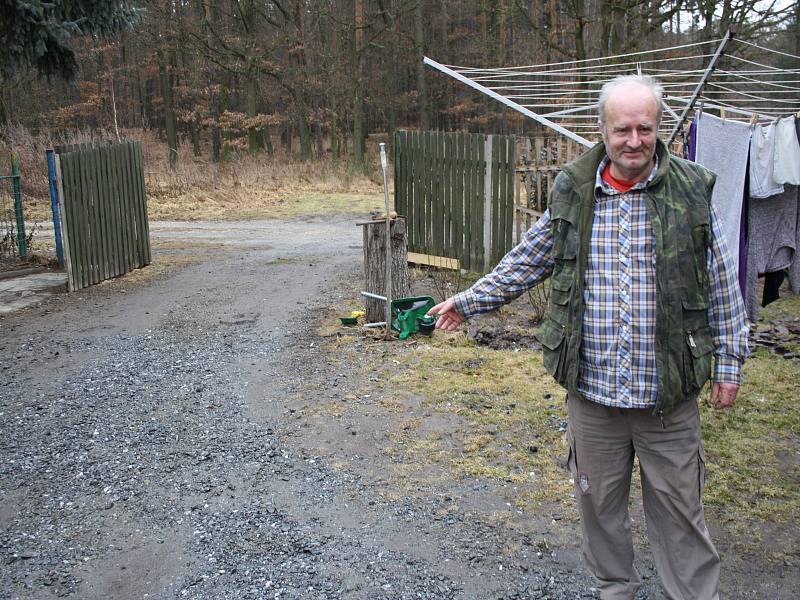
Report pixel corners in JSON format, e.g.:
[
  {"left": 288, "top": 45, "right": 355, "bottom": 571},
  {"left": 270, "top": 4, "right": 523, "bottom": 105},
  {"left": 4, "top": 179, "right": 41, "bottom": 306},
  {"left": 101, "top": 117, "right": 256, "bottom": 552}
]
[{"left": 597, "top": 74, "right": 664, "bottom": 125}]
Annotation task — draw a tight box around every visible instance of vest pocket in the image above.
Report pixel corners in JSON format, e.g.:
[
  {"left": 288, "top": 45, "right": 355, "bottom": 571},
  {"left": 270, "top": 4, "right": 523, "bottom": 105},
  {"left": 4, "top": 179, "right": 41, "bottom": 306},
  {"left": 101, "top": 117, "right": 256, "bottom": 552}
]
[
  {"left": 549, "top": 256, "right": 575, "bottom": 323},
  {"left": 682, "top": 324, "right": 713, "bottom": 393},
  {"left": 537, "top": 317, "right": 567, "bottom": 384}
]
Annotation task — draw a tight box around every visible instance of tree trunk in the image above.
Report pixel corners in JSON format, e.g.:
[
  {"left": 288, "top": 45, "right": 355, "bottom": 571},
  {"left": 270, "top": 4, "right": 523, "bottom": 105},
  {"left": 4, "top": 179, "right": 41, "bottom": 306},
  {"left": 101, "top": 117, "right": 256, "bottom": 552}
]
[
  {"left": 414, "top": 0, "right": 429, "bottom": 130},
  {"left": 362, "top": 218, "right": 411, "bottom": 323},
  {"left": 246, "top": 73, "right": 263, "bottom": 155},
  {"left": 295, "top": 89, "right": 313, "bottom": 160},
  {"left": 353, "top": 0, "right": 366, "bottom": 168},
  {"left": 157, "top": 49, "right": 178, "bottom": 168}
]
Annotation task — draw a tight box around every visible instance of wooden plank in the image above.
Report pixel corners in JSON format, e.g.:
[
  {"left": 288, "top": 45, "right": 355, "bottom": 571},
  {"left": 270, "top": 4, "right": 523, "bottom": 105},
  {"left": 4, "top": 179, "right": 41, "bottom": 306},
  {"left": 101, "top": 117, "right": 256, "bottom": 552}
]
[
  {"left": 68, "top": 151, "right": 86, "bottom": 290},
  {"left": 98, "top": 145, "right": 117, "bottom": 278},
  {"left": 483, "top": 135, "right": 493, "bottom": 271},
  {"left": 425, "top": 130, "right": 434, "bottom": 254},
  {"left": 57, "top": 154, "right": 77, "bottom": 291},
  {"left": 470, "top": 133, "right": 481, "bottom": 272},
  {"left": 432, "top": 131, "right": 443, "bottom": 257},
  {"left": 407, "top": 251, "right": 460, "bottom": 270},
  {"left": 137, "top": 142, "right": 152, "bottom": 265},
  {"left": 121, "top": 142, "right": 139, "bottom": 269},
  {"left": 110, "top": 144, "right": 127, "bottom": 276},
  {"left": 393, "top": 131, "right": 404, "bottom": 218},
  {"left": 468, "top": 132, "right": 478, "bottom": 271},
  {"left": 495, "top": 136, "right": 505, "bottom": 263},
  {"left": 454, "top": 132, "right": 465, "bottom": 269},
  {"left": 76, "top": 149, "right": 95, "bottom": 288},
  {"left": 91, "top": 147, "right": 110, "bottom": 281},
  {"left": 113, "top": 143, "right": 132, "bottom": 274},
  {"left": 444, "top": 133, "right": 453, "bottom": 257},
  {"left": 131, "top": 142, "right": 151, "bottom": 266},
  {"left": 96, "top": 146, "right": 112, "bottom": 280},
  {"left": 459, "top": 133, "right": 469, "bottom": 270},
  {"left": 410, "top": 131, "right": 419, "bottom": 252},
  {"left": 506, "top": 135, "right": 516, "bottom": 252},
  {"left": 84, "top": 146, "right": 100, "bottom": 284},
  {"left": 422, "top": 130, "right": 430, "bottom": 254}
]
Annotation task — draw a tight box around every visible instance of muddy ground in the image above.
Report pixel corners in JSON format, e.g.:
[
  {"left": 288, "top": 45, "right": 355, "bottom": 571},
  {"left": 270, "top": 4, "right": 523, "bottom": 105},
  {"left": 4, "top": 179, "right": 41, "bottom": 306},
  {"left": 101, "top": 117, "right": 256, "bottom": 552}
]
[{"left": 1, "top": 216, "right": 795, "bottom": 599}]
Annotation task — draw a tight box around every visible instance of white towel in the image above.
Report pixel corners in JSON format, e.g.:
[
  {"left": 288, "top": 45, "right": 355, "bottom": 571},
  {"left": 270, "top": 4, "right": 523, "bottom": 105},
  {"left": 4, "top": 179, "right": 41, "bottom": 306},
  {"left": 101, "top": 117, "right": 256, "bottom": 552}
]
[
  {"left": 774, "top": 116, "right": 800, "bottom": 185},
  {"left": 750, "top": 122, "right": 785, "bottom": 198},
  {"left": 695, "top": 112, "right": 751, "bottom": 278}
]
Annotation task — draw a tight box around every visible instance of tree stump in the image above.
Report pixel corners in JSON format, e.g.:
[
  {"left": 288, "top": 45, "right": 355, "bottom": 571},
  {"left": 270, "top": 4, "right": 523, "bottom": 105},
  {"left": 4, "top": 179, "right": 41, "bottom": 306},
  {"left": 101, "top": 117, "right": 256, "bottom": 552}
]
[{"left": 361, "top": 217, "right": 410, "bottom": 323}]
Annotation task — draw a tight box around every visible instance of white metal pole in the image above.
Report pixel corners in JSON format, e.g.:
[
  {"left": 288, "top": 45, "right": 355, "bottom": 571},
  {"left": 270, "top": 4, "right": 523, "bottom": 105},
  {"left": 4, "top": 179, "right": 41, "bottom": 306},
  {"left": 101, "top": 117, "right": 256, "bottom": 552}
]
[{"left": 424, "top": 56, "right": 593, "bottom": 148}]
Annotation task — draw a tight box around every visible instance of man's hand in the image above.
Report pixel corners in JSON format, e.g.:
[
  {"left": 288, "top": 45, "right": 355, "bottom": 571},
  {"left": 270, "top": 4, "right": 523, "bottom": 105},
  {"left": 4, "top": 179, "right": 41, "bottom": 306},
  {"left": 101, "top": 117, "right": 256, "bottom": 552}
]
[
  {"left": 427, "top": 298, "right": 465, "bottom": 331},
  {"left": 710, "top": 382, "right": 738, "bottom": 409}
]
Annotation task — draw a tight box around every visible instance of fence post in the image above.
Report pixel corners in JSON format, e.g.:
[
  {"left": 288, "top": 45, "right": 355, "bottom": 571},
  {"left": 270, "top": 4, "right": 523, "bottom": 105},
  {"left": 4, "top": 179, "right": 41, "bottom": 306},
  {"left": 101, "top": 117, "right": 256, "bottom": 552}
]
[
  {"left": 46, "top": 150, "right": 65, "bottom": 266},
  {"left": 54, "top": 153, "right": 76, "bottom": 291},
  {"left": 11, "top": 154, "right": 26, "bottom": 258},
  {"left": 483, "top": 135, "right": 493, "bottom": 271}
]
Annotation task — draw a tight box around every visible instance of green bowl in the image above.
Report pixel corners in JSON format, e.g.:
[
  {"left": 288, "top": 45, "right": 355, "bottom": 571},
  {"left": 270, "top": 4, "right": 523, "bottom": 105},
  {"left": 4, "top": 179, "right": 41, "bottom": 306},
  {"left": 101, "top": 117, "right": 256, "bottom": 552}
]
[{"left": 339, "top": 316, "right": 358, "bottom": 325}]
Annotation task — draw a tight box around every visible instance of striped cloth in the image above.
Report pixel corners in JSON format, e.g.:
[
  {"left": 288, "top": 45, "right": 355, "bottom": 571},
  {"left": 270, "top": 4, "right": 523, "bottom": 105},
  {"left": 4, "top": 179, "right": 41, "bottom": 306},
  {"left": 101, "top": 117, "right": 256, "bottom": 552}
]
[{"left": 454, "top": 157, "right": 749, "bottom": 409}]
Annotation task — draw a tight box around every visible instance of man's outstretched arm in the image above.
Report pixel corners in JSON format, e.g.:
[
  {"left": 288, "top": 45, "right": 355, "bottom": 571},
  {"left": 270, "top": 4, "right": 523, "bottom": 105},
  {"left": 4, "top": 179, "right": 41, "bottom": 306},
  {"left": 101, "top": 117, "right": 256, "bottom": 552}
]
[{"left": 429, "top": 211, "right": 555, "bottom": 329}]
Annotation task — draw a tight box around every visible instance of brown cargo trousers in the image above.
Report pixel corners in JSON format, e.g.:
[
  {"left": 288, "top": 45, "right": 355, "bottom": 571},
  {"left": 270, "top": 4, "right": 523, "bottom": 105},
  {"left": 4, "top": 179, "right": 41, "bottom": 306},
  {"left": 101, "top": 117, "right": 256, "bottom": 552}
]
[{"left": 565, "top": 393, "right": 720, "bottom": 600}]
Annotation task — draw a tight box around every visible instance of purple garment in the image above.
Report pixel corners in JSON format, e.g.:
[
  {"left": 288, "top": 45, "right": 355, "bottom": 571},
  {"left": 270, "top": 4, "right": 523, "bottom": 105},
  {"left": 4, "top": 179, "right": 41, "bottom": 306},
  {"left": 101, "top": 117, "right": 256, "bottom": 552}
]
[
  {"left": 686, "top": 117, "right": 697, "bottom": 161},
  {"left": 738, "top": 193, "right": 748, "bottom": 298}
]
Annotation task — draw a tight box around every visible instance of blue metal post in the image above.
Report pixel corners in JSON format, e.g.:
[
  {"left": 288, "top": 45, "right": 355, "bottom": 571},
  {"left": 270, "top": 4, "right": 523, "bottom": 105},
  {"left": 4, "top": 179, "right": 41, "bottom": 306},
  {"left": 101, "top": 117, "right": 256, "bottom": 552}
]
[{"left": 46, "top": 150, "right": 65, "bottom": 266}]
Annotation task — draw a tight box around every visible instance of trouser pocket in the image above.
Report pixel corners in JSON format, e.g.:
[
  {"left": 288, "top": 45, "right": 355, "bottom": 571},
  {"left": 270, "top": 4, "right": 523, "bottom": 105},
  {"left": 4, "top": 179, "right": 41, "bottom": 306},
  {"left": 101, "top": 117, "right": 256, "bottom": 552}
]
[
  {"left": 564, "top": 424, "right": 577, "bottom": 476},
  {"left": 698, "top": 440, "right": 706, "bottom": 498}
]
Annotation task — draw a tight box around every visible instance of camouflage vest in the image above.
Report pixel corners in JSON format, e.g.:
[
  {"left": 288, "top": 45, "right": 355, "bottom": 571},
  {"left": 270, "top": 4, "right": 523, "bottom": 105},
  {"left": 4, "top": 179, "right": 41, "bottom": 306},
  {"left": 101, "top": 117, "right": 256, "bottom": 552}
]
[{"left": 536, "top": 140, "right": 716, "bottom": 415}]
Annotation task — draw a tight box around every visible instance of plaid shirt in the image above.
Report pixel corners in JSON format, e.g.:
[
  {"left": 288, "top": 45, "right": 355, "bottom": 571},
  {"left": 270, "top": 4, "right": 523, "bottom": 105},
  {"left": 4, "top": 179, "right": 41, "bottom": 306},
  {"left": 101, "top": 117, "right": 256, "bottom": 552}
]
[{"left": 454, "top": 156, "right": 749, "bottom": 409}]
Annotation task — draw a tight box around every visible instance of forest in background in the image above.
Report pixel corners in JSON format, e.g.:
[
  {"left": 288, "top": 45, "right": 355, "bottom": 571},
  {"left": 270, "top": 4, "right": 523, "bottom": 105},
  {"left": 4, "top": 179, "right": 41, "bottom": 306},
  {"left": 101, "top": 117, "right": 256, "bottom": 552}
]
[{"left": 2, "top": 0, "right": 799, "bottom": 174}]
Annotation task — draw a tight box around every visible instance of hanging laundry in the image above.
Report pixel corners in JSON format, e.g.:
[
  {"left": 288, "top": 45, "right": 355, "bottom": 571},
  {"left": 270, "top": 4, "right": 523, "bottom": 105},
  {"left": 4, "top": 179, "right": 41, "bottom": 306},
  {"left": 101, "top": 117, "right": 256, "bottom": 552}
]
[
  {"left": 796, "top": 115, "right": 800, "bottom": 145},
  {"left": 685, "top": 117, "right": 697, "bottom": 161},
  {"left": 695, "top": 112, "right": 751, "bottom": 277},
  {"left": 750, "top": 122, "right": 785, "bottom": 198},
  {"left": 773, "top": 116, "right": 800, "bottom": 185},
  {"left": 745, "top": 185, "right": 800, "bottom": 322}
]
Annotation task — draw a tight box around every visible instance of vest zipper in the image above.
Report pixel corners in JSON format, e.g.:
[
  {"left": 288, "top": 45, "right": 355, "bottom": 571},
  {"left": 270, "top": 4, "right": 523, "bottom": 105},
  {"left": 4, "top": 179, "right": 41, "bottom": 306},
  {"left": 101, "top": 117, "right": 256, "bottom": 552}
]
[
  {"left": 687, "top": 330, "right": 697, "bottom": 348},
  {"left": 659, "top": 411, "right": 665, "bottom": 429}
]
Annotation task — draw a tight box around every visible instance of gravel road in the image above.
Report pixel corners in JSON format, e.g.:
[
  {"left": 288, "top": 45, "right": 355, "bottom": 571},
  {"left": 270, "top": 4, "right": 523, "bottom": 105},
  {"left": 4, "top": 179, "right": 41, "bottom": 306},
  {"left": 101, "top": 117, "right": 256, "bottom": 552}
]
[{"left": 3, "top": 215, "right": 773, "bottom": 599}]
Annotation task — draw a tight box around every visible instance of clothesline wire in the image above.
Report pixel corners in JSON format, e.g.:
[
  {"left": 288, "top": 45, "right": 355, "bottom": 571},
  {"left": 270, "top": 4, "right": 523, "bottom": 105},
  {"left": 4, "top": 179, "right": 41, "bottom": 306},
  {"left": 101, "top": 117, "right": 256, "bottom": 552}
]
[
  {"left": 440, "top": 38, "right": 722, "bottom": 72},
  {"left": 690, "top": 96, "right": 792, "bottom": 118},
  {"left": 703, "top": 86, "right": 800, "bottom": 97},
  {"left": 733, "top": 38, "right": 800, "bottom": 62},
  {"left": 455, "top": 53, "right": 714, "bottom": 78},
  {"left": 488, "top": 77, "right": 700, "bottom": 92},
  {"left": 711, "top": 71, "right": 800, "bottom": 90},
  {"left": 727, "top": 54, "right": 800, "bottom": 73},
  {"left": 498, "top": 80, "right": 698, "bottom": 95},
  {"left": 457, "top": 64, "right": 710, "bottom": 84}
]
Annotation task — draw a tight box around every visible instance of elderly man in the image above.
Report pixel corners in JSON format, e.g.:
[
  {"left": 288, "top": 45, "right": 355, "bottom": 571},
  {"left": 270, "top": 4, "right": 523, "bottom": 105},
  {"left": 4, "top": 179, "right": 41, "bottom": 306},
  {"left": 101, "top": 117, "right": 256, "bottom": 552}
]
[{"left": 428, "top": 75, "right": 749, "bottom": 600}]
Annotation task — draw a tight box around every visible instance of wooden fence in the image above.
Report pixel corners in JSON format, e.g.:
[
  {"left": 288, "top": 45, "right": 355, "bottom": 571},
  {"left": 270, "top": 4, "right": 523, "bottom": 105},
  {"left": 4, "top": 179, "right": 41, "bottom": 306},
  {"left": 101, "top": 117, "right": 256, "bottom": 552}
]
[
  {"left": 54, "top": 140, "right": 151, "bottom": 291},
  {"left": 393, "top": 130, "right": 516, "bottom": 272},
  {"left": 514, "top": 135, "right": 586, "bottom": 243}
]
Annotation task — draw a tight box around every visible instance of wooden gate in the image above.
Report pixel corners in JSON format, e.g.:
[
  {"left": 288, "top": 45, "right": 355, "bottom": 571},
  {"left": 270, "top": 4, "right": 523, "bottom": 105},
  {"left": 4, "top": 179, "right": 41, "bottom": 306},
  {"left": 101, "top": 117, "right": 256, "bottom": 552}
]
[
  {"left": 393, "top": 130, "right": 516, "bottom": 272},
  {"left": 53, "top": 140, "right": 151, "bottom": 291}
]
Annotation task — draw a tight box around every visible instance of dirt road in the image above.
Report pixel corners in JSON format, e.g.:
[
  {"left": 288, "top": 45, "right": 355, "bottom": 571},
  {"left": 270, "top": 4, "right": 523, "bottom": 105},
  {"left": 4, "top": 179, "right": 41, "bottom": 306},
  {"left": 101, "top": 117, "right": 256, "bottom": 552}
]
[{"left": 0, "top": 216, "right": 789, "bottom": 599}]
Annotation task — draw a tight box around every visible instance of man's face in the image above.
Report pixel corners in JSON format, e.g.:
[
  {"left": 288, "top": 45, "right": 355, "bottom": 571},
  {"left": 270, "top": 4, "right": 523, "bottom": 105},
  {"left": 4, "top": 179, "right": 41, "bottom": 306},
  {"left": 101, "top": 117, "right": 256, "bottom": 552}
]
[{"left": 600, "top": 84, "right": 660, "bottom": 182}]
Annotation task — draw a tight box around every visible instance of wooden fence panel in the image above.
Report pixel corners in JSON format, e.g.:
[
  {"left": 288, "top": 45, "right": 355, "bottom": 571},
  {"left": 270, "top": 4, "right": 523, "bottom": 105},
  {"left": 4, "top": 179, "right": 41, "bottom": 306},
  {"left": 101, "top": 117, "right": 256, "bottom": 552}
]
[
  {"left": 393, "top": 130, "right": 516, "bottom": 272},
  {"left": 55, "top": 140, "right": 151, "bottom": 291}
]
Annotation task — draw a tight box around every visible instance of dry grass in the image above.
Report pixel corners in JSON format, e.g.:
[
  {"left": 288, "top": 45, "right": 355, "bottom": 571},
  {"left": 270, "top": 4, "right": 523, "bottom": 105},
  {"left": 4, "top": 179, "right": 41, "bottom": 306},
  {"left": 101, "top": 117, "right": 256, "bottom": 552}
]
[
  {"left": 2, "top": 126, "right": 388, "bottom": 223},
  {"left": 364, "top": 275, "right": 800, "bottom": 529}
]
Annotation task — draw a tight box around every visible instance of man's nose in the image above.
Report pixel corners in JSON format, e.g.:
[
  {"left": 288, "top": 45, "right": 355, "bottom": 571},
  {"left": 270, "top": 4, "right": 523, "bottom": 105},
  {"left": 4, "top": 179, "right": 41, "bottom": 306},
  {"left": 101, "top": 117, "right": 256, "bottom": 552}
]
[{"left": 628, "top": 131, "right": 641, "bottom": 147}]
